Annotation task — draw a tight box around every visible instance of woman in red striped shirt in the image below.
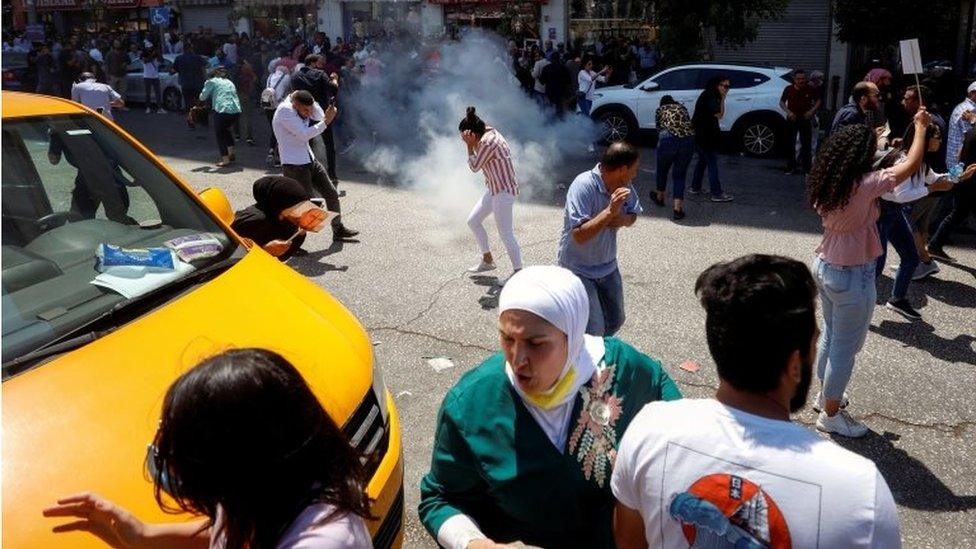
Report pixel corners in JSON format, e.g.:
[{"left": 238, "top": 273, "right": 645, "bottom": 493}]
[{"left": 460, "top": 107, "right": 524, "bottom": 278}]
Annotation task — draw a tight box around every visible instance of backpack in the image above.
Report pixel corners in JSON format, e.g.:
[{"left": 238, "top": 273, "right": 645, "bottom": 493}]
[{"left": 261, "top": 72, "right": 287, "bottom": 110}]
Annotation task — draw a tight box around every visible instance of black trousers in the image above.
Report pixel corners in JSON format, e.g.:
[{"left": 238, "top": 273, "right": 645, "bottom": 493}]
[
  {"left": 265, "top": 109, "right": 277, "bottom": 151},
  {"left": 143, "top": 78, "right": 161, "bottom": 110},
  {"left": 281, "top": 161, "right": 342, "bottom": 230},
  {"left": 214, "top": 112, "right": 239, "bottom": 156},
  {"left": 311, "top": 126, "right": 338, "bottom": 181},
  {"left": 787, "top": 117, "right": 812, "bottom": 171},
  {"left": 182, "top": 84, "right": 202, "bottom": 111},
  {"left": 929, "top": 183, "right": 976, "bottom": 248}
]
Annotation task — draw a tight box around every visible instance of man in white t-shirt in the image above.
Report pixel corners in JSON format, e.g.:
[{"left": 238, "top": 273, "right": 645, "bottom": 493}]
[
  {"left": 611, "top": 254, "right": 901, "bottom": 549},
  {"left": 71, "top": 72, "right": 124, "bottom": 120}
]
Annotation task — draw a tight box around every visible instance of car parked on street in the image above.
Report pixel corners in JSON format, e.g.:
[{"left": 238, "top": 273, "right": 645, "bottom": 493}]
[
  {"left": 123, "top": 53, "right": 183, "bottom": 111},
  {"left": 1, "top": 91, "right": 404, "bottom": 549},
  {"left": 590, "top": 63, "right": 793, "bottom": 157}
]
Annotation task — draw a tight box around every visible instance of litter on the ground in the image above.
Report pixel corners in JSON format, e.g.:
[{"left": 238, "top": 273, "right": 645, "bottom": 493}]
[
  {"left": 395, "top": 391, "right": 413, "bottom": 398},
  {"left": 679, "top": 360, "right": 701, "bottom": 373},
  {"left": 425, "top": 356, "right": 455, "bottom": 372}
]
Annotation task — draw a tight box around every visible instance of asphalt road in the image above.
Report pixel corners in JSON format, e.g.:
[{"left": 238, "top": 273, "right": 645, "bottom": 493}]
[{"left": 117, "top": 109, "right": 975, "bottom": 548}]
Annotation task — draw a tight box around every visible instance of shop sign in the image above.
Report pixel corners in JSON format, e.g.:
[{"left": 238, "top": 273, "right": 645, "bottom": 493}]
[{"left": 35, "top": 0, "right": 83, "bottom": 10}]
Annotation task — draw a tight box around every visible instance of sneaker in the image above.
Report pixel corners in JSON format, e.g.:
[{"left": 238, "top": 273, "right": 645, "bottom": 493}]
[
  {"left": 158, "top": 108, "right": 167, "bottom": 114},
  {"left": 912, "top": 261, "right": 940, "bottom": 281},
  {"left": 246, "top": 138, "right": 255, "bottom": 146},
  {"left": 812, "top": 391, "right": 849, "bottom": 413},
  {"left": 926, "top": 245, "right": 955, "bottom": 262},
  {"left": 145, "top": 107, "right": 151, "bottom": 114},
  {"left": 709, "top": 193, "right": 734, "bottom": 203},
  {"left": 886, "top": 299, "right": 922, "bottom": 320},
  {"left": 688, "top": 188, "right": 702, "bottom": 195},
  {"left": 816, "top": 410, "right": 869, "bottom": 438},
  {"left": 467, "top": 261, "right": 497, "bottom": 273},
  {"left": 334, "top": 226, "right": 359, "bottom": 240}
]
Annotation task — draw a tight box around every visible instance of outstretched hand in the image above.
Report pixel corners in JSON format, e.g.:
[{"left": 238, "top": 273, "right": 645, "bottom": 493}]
[{"left": 43, "top": 493, "right": 146, "bottom": 548}]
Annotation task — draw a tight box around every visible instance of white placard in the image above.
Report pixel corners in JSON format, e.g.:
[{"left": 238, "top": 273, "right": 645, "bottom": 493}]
[{"left": 900, "top": 39, "right": 923, "bottom": 75}]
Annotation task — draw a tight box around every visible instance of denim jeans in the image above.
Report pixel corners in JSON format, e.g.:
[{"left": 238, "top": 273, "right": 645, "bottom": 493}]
[
  {"left": 876, "top": 201, "right": 919, "bottom": 301},
  {"left": 578, "top": 94, "right": 593, "bottom": 116},
  {"left": 656, "top": 135, "right": 695, "bottom": 199},
  {"left": 579, "top": 268, "right": 625, "bottom": 337},
  {"left": 690, "top": 145, "right": 723, "bottom": 196},
  {"left": 814, "top": 257, "right": 877, "bottom": 400}
]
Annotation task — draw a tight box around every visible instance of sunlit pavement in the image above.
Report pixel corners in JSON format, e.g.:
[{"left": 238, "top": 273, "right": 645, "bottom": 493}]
[{"left": 118, "top": 108, "right": 976, "bottom": 547}]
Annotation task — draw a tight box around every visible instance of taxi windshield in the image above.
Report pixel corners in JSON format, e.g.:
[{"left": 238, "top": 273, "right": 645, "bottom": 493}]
[{"left": 2, "top": 113, "right": 237, "bottom": 370}]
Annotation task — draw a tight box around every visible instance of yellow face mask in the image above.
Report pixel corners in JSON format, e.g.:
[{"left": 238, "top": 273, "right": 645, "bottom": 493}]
[{"left": 521, "top": 367, "right": 577, "bottom": 410}]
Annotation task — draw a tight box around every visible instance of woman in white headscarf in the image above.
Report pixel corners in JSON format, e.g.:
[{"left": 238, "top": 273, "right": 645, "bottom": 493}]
[{"left": 419, "top": 266, "right": 681, "bottom": 549}]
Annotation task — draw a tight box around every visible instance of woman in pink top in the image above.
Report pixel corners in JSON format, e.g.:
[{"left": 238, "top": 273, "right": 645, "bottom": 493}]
[
  {"left": 44, "top": 349, "right": 374, "bottom": 548},
  {"left": 805, "top": 108, "right": 931, "bottom": 438}
]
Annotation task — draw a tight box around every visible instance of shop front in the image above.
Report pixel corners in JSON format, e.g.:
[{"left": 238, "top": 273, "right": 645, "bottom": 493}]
[
  {"left": 568, "top": 0, "right": 655, "bottom": 49},
  {"left": 335, "top": 0, "right": 422, "bottom": 42},
  {"left": 432, "top": 0, "right": 541, "bottom": 43},
  {"left": 33, "top": 0, "right": 164, "bottom": 35},
  {"left": 232, "top": 0, "right": 317, "bottom": 42}
]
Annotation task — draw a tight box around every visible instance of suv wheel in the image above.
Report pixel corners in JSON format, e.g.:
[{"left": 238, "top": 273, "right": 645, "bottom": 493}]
[
  {"left": 738, "top": 115, "right": 780, "bottom": 157},
  {"left": 598, "top": 109, "right": 636, "bottom": 143},
  {"left": 163, "top": 88, "right": 183, "bottom": 112}
]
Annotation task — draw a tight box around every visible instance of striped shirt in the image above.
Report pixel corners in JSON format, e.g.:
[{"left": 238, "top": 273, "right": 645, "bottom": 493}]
[{"left": 468, "top": 128, "right": 519, "bottom": 195}]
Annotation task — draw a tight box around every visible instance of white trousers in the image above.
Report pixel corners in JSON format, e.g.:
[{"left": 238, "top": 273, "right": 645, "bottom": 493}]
[{"left": 467, "top": 190, "right": 523, "bottom": 270}]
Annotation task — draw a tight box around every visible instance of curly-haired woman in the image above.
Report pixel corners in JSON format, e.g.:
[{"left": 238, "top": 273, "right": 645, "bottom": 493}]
[{"left": 806, "top": 107, "right": 931, "bottom": 438}]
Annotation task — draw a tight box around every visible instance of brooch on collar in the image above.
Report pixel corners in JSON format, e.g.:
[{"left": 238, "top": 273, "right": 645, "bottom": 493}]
[{"left": 568, "top": 362, "right": 623, "bottom": 487}]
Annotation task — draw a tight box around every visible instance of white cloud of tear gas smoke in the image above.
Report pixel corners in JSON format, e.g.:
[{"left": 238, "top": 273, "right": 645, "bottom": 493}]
[{"left": 343, "top": 31, "right": 597, "bottom": 239}]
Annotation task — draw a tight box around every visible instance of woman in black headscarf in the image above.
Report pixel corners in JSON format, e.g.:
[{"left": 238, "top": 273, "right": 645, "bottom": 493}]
[{"left": 231, "top": 176, "right": 329, "bottom": 260}]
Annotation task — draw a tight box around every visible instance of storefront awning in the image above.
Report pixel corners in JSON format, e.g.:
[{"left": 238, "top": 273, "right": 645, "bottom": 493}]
[
  {"left": 431, "top": 0, "right": 543, "bottom": 4},
  {"left": 174, "top": 0, "right": 232, "bottom": 6},
  {"left": 35, "top": 0, "right": 144, "bottom": 11},
  {"left": 237, "top": 0, "right": 314, "bottom": 6}
]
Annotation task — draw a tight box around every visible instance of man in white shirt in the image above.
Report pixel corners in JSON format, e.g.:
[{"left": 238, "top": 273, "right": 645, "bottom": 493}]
[
  {"left": 611, "top": 254, "right": 901, "bottom": 549},
  {"left": 272, "top": 90, "right": 358, "bottom": 242},
  {"left": 71, "top": 72, "right": 124, "bottom": 120}
]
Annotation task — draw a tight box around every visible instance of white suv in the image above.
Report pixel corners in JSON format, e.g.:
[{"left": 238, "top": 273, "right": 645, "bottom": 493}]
[{"left": 590, "top": 63, "right": 793, "bottom": 157}]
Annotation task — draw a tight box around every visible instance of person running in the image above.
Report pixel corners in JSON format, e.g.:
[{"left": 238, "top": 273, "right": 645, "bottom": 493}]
[
  {"left": 43, "top": 349, "right": 373, "bottom": 548},
  {"left": 199, "top": 66, "right": 241, "bottom": 167},
  {"left": 460, "top": 107, "right": 523, "bottom": 280},
  {"left": 873, "top": 123, "right": 960, "bottom": 319},
  {"left": 806, "top": 108, "right": 931, "bottom": 437}
]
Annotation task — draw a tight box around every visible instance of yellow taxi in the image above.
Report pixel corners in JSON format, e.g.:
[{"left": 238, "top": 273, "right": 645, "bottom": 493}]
[{"left": 1, "top": 91, "right": 403, "bottom": 548}]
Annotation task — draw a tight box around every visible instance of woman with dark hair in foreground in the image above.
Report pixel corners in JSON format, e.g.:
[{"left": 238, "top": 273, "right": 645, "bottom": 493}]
[{"left": 44, "top": 348, "right": 372, "bottom": 548}]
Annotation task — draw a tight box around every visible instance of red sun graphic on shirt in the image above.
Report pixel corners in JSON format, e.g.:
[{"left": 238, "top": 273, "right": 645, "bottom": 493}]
[{"left": 671, "top": 473, "right": 792, "bottom": 548}]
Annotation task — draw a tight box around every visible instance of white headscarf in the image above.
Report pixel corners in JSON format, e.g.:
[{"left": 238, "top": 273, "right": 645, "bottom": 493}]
[{"left": 498, "top": 265, "right": 605, "bottom": 450}]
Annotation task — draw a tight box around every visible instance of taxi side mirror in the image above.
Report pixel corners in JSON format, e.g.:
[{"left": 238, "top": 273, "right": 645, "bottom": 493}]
[{"left": 199, "top": 187, "right": 234, "bottom": 227}]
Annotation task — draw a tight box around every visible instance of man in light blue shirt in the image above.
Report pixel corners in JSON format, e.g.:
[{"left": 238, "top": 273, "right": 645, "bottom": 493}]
[{"left": 558, "top": 142, "right": 642, "bottom": 336}]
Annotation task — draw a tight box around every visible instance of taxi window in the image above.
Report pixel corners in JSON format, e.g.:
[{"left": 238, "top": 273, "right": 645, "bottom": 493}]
[{"left": 2, "top": 113, "right": 237, "bottom": 372}]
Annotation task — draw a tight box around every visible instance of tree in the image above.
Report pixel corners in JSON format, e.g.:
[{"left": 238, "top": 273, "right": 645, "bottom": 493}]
[
  {"left": 655, "top": 0, "right": 789, "bottom": 62},
  {"left": 833, "top": 0, "right": 958, "bottom": 61}
]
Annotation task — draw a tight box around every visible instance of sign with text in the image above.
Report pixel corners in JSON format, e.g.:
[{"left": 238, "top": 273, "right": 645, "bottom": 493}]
[{"left": 899, "top": 39, "right": 923, "bottom": 75}]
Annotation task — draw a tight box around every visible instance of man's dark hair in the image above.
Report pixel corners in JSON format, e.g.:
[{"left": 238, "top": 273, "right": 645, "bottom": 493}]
[
  {"left": 601, "top": 142, "right": 640, "bottom": 170},
  {"left": 304, "top": 53, "right": 321, "bottom": 66},
  {"left": 695, "top": 254, "right": 817, "bottom": 393},
  {"left": 852, "top": 81, "right": 874, "bottom": 104},
  {"left": 793, "top": 69, "right": 807, "bottom": 78},
  {"left": 291, "top": 89, "right": 314, "bottom": 106},
  {"left": 904, "top": 84, "right": 932, "bottom": 105}
]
